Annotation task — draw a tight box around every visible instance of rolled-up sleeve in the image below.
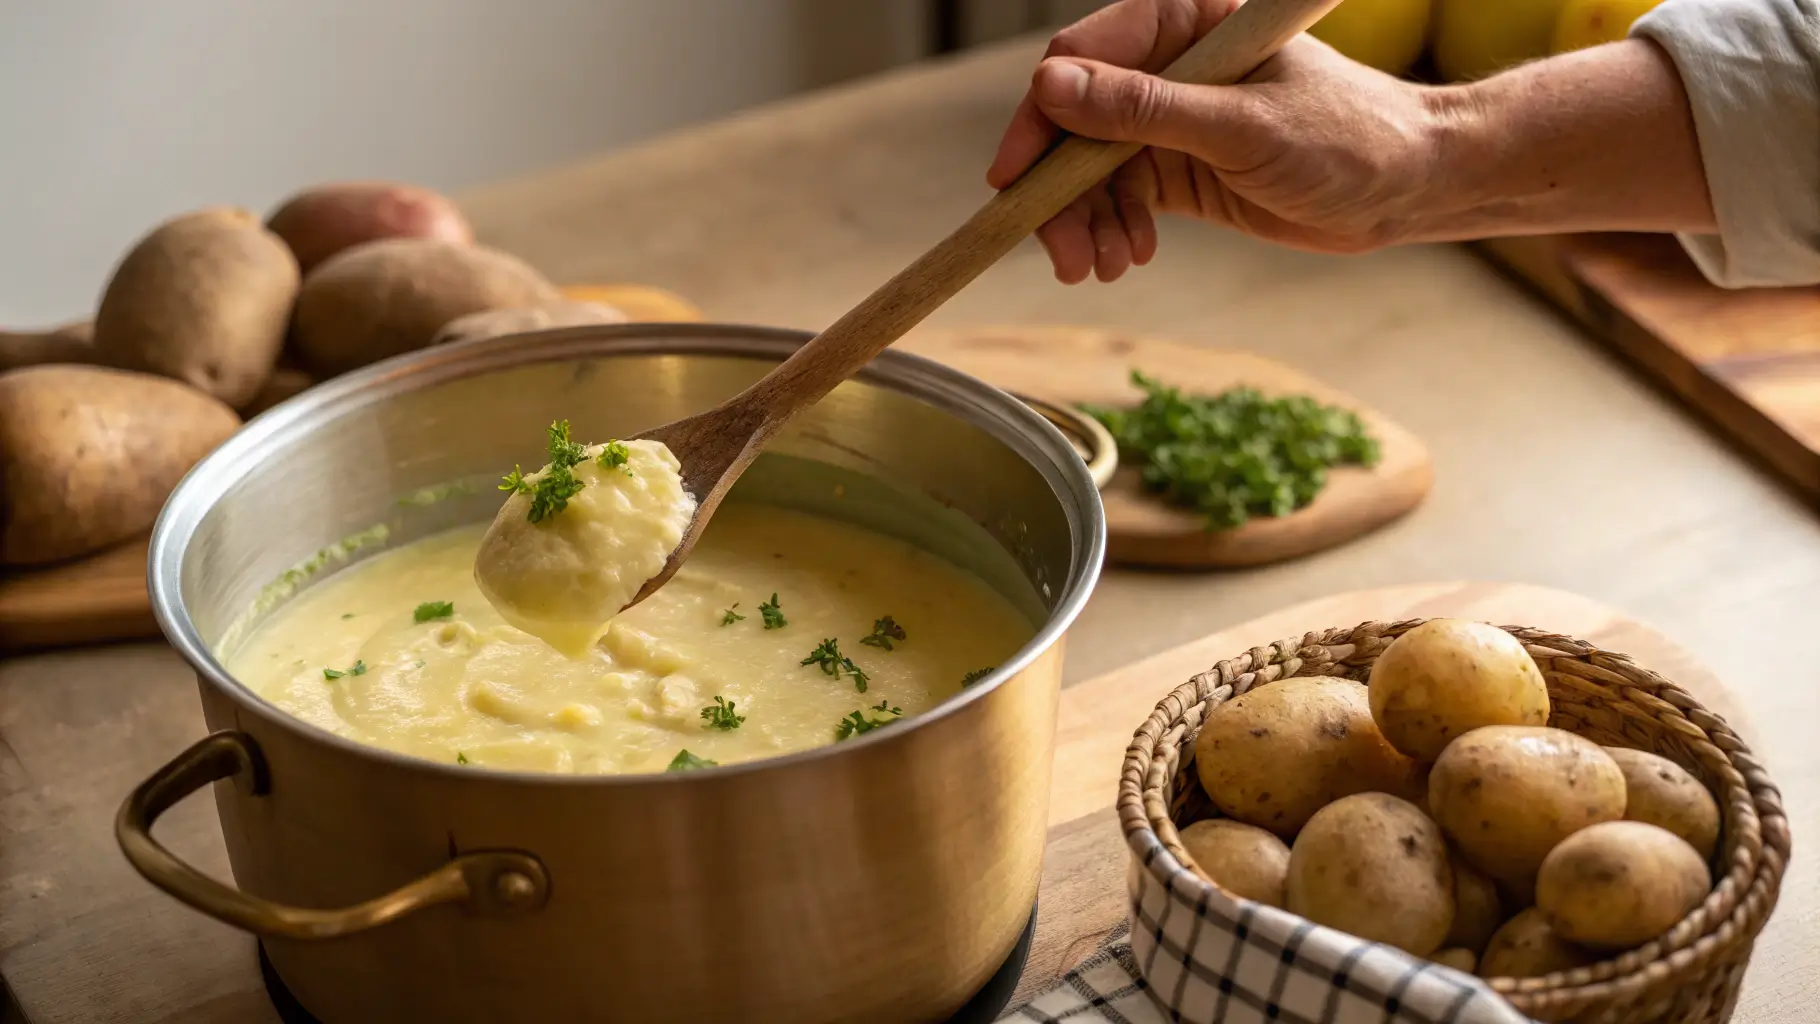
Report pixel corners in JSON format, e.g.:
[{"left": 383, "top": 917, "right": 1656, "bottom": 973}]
[{"left": 1632, "top": 0, "right": 1820, "bottom": 288}]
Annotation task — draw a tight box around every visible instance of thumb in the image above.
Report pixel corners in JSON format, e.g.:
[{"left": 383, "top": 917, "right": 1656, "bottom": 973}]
[{"left": 1031, "top": 57, "right": 1238, "bottom": 157}]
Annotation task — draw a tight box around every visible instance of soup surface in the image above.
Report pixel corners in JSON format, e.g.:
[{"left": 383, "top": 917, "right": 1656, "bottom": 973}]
[{"left": 229, "top": 503, "right": 1033, "bottom": 774}]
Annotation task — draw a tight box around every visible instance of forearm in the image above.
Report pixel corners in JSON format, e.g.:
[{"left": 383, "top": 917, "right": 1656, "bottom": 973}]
[{"left": 1415, "top": 39, "right": 1715, "bottom": 241}]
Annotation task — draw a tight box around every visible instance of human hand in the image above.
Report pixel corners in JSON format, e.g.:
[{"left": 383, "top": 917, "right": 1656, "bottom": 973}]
[{"left": 986, "top": 0, "right": 1449, "bottom": 282}]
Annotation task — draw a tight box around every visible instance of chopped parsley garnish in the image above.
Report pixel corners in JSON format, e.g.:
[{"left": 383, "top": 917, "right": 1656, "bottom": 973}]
[
  {"left": 412, "top": 660, "right": 426, "bottom": 669},
  {"left": 720, "top": 604, "right": 746, "bottom": 626},
  {"left": 759, "top": 593, "right": 787, "bottom": 629},
  {"left": 834, "top": 702, "right": 904, "bottom": 741},
  {"left": 340, "top": 613, "right": 355, "bottom": 620},
  {"left": 413, "top": 600, "right": 454, "bottom": 623},
  {"left": 456, "top": 751, "right": 470, "bottom": 765},
  {"left": 802, "top": 638, "right": 870, "bottom": 692},
  {"left": 860, "top": 615, "right": 907, "bottom": 651},
  {"left": 597, "top": 439, "right": 632, "bottom": 474},
  {"left": 666, "top": 749, "right": 718, "bottom": 772},
  {"left": 499, "top": 419, "right": 593, "bottom": 523},
  {"left": 700, "top": 696, "right": 745, "bottom": 731},
  {"left": 962, "top": 667, "right": 995, "bottom": 687},
  {"left": 1083, "top": 371, "right": 1380, "bottom": 529},
  {"left": 323, "top": 660, "right": 367, "bottom": 680}
]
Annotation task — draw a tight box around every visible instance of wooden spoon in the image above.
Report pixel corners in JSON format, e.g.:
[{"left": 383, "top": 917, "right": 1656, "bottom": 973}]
[{"left": 630, "top": 0, "right": 1343, "bottom": 606}]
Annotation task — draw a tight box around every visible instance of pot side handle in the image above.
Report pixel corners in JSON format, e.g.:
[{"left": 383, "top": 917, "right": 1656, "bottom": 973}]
[{"left": 116, "top": 731, "right": 550, "bottom": 940}]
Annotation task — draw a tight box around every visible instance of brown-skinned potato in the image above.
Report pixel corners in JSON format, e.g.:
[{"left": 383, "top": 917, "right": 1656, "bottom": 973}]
[
  {"left": 1479, "top": 908, "right": 1598, "bottom": 979},
  {"left": 290, "top": 238, "right": 560, "bottom": 376},
  {"left": 0, "top": 366, "right": 240, "bottom": 565},
  {"left": 430, "top": 301, "right": 626, "bottom": 347},
  {"left": 93, "top": 208, "right": 299, "bottom": 407},
  {"left": 266, "top": 182, "right": 474, "bottom": 275},
  {"left": 239, "top": 366, "right": 318, "bottom": 417},
  {"left": 0, "top": 320, "right": 99, "bottom": 371},
  {"left": 1604, "top": 746, "right": 1722, "bottom": 861}
]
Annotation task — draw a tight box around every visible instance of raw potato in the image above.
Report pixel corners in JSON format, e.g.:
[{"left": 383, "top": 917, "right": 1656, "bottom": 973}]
[
  {"left": 1430, "top": 948, "right": 1477, "bottom": 974},
  {"left": 1194, "top": 678, "right": 1427, "bottom": 837},
  {"left": 0, "top": 321, "right": 99, "bottom": 371},
  {"left": 1445, "top": 855, "right": 1504, "bottom": 954},
  {"left": 0, "top": 366, "right": 240, "bottom": 565},
  {"left": 266, "top": 182, "right": 474, "bottom": 275},
  {"left": 1369, "top": 619, "right": 1551, "bottom": 760},
  {"left": 430, "top": 300, "right": 627, "bottom": 347},
  {"left": 1286, "top": 793, "right": 1455, "bottom": 956},
  {"left": 1479, "top": 908, "right": 1598, "bottom": 979},
  {"left": 93, "top": 207, "right": 300, "bottom": 408},
  {"left": 1536, "top": 820, "right": 1711, "bottom": 950},
  {"left": 1605, "top": 746, "right": 1721, "bottom": 860},
  {"left": 1427, "top": 725, "right": 1626, "bottom": 893},
  {"left": 291, "top": 238, "right": 561, "bottom": 376},
  {"left": 1176, "top": 819, "right": 1291, "bottom": 907},
  {"left": 560, "top": 282, "right": 703, "bottom": 322},
  {"left": 240, "top": 366, "right": 317, "bottom": 417}
]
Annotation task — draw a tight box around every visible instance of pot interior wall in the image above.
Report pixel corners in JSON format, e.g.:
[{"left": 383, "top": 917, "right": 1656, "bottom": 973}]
[{"left": 176, "top": 332, "right": 1082, "bottom": 672}]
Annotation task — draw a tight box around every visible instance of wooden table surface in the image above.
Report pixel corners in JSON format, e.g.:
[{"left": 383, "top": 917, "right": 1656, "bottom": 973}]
[{"left": 4, "top": 32, "right": 1818, "bottom": 1022}]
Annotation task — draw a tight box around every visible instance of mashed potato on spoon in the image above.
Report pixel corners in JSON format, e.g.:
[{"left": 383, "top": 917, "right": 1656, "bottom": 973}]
[{"left": 474, "top": 422, "right": 695, "bottom": 656}]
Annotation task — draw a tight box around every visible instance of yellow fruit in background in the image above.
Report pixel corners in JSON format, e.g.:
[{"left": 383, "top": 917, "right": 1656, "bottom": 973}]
[
  {"left": 1308, "top": 0, "right": 1434, "bottom": 76},
  {"left": 1434, "top": 0, "right": 1571, "bottom": 81},
  {"left": 1551, "top": 0, "right": 1662, "bottom": 53}
]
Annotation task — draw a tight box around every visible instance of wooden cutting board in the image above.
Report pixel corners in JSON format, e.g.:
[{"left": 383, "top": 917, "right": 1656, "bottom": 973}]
[
  {"left": 901, "top": 325, "right": 1434, "bottom": 568},
  {"left": 1477, "top": 234, "right": 1820, "bottom": 500},
  {"left": 0, "top": 582, "right": 1762, "bottom": 1023},
  {"left": 0, "top": 284, "right": 704, "bottom": 655}
]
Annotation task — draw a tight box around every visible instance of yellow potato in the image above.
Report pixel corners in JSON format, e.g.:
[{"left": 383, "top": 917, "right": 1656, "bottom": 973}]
[
  {"left": 1194, "top": 678, "right": 1427, "bottom": 837},
  {"left": 1536, "top": 820, "right": 1710, "bottom": 950},
  {"left": 1604, "top": 746, "right": 1721, "bottom": 861},
  {"left": 267, "top": 181, "right": 473, "bottom": 275},
  {"left": 1427, "top": 726, "right": 1626, "bottom": 894},
  {"left": 1445, "top": 854, "right": 1504, "bottom": 954},
  {"left": 1369, "top": 619, "right": 1550, "bottom": 761},
  {"left": 1430, "top": 948, "right": 1477, "bottom": 974},
  {"left": 0, "top": 366, "right": 240, "bottom": 564},
  {"left": 1479, "top": 908, "right": 1597, "bottom": 979},
  {"left": 93, "top": 207, "right": 300, "bottom": 408},
  {"left": 1286, "top": 793, "right": 1455, "bottom": 956},
  {"left": 1176, "top": 819, "right": 1291, "bottom": 907}
]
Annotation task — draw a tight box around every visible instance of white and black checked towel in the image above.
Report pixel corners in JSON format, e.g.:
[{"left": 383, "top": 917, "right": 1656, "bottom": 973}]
[{"left": 999, "top": 829, "right": 1530, "bottom": 1024}]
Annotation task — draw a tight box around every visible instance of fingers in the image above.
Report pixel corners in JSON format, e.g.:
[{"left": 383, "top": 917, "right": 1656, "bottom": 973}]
[
  {"left": 986, "top": 0, "right": 1239, "bottom": 189},
  {"left": 1087, "top": 189, "right": 1134, "bottom": 282},
  {"left": 1030, "top": 57, "right": 1250, "bottom": 160},
  {"left": 1037, "top": 196, "right": 1097, "bottom": 284}
]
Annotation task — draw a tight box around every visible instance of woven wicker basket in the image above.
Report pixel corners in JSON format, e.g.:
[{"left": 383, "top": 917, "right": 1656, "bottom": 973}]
[{"left": 1118, "top": 619, "right": 1791, "bottom": 1024}]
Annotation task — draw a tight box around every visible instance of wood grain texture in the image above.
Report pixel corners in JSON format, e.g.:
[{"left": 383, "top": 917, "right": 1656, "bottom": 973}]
[
  {"left": 902, "top": 325, "right": 1433, "bottom": 567},
  {"left": 0, "top": 284, "right": 701, "bottom": 655},
  {"left": 2, "top": 583, "right": 1787, "bottom": 1022},
  {"left": 1477, "top": 233, "right": 1820, "bottom": 499}
]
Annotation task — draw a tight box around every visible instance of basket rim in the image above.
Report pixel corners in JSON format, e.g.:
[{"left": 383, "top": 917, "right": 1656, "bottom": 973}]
[{"left": 1116, "top": 617, "right": 1792, "bottom": 1020}]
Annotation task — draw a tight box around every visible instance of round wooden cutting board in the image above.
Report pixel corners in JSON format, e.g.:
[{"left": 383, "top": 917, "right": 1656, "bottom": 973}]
[{"left": 900, "top": 325, "right": 1434, "bottom": 568}]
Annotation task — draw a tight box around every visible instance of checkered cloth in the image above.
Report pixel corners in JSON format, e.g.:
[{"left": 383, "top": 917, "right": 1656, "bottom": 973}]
[{"left": 1000, "top": 832, "right": 1531, "bottom": 1024}]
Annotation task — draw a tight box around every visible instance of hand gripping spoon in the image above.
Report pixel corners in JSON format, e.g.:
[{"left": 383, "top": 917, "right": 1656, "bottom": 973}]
[{"left": 628, "top": 0, "right": 1342, "bottom": 607}]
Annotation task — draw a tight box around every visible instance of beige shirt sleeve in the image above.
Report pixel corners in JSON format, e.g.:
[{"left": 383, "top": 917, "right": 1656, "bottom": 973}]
[{"left": 1632, "top": 0, "right": 1820, "bottom": 288}]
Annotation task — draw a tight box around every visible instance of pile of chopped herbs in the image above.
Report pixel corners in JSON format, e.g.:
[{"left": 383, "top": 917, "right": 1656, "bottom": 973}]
[{"left": 1083, "top": 371, "right": 1380, "bottom": 529}]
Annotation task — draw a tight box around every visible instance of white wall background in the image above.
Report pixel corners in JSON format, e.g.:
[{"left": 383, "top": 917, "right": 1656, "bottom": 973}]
[{"left": 0, "top": 0, "right": 928, "bottom": 324}]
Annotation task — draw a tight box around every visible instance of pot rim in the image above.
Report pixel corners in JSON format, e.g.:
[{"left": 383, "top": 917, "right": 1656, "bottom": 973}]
[{"left": 148, "top": 321, "right": 1106, "bottom": 786}]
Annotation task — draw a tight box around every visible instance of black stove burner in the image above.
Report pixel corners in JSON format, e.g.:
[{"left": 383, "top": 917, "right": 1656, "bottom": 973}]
[{"left": 260, "top": 902, "right": 1037, "bottom": 1023}]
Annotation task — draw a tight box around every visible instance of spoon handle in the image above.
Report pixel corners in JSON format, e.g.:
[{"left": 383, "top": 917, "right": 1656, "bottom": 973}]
[{"left": 741, "top": 0, "right": 1345, "bottom": 428}]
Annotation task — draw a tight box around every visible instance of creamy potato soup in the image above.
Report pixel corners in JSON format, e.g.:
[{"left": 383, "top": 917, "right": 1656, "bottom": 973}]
[{"left": 229, "top": 503, "right": 1033, "bottom": 774}]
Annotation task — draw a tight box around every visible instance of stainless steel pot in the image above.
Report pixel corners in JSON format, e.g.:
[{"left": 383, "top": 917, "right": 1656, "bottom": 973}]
[{"left": 119, "top": 323, "right": 1105, "bottom": 1023}]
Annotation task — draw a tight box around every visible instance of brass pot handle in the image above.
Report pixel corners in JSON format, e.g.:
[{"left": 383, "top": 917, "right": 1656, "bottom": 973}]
[
  {"left": 1012, "top": 392, "right": 1118, "bottom": 490},
  {"left": 116, "top": 731, "right": 550, "bottom": 940}
]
